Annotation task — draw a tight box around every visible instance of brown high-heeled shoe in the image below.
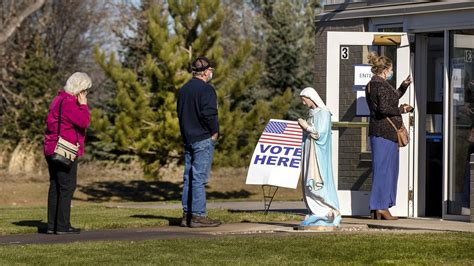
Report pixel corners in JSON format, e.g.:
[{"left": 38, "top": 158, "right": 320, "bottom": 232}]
[{"left": 375, "top": 209, "right": 398, "bottom": 220}]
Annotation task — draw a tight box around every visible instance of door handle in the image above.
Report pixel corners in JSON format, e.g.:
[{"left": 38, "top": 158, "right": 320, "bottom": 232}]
[{"left": 409, "top": 116, "right": 415, "bottom": 127}]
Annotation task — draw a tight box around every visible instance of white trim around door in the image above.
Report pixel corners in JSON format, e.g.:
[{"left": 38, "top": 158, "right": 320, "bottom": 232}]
[{"left": 326, "top": 31, "right": 414, "bottom": 217}]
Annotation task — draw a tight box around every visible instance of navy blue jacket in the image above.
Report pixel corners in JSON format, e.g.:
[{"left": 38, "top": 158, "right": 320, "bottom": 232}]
[{"left": 177, "top": 78, "right": 219, "bottom": 145}]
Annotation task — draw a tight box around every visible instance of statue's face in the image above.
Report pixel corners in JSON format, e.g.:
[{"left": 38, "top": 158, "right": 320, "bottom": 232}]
[{"left": 301, "top": 97, "right": 316, "bottom": 109}]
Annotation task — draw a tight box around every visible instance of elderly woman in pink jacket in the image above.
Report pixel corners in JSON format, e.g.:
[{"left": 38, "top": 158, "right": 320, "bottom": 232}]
[{"left": 43, "top": 72, "right": 91, "bottom": 235}]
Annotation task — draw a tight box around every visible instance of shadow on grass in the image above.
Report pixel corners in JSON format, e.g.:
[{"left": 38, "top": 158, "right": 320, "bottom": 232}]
[
  {"left": 76, "top": 180, "right": 253, "bottom": 203},
  {"left": 130, "top": 214, "right": 181, "bottom": 226},
  {"left": 12, "top": 220, "right": 48, "bottom": 233}
]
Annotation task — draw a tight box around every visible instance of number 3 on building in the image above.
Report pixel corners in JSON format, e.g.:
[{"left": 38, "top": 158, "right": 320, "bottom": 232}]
[{"left": 341, "top": 47, "right": 349, "bottom": 60}]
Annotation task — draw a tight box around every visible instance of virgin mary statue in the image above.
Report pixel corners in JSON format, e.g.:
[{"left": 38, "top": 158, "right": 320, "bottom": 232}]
[{"left": 297, "top": 87, "right": 341, "bottom": 227}]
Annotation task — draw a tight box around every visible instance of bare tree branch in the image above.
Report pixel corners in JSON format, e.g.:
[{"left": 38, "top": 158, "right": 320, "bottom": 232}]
[{"left": 0, "top": 0, "right": 46, "bottom": 44}]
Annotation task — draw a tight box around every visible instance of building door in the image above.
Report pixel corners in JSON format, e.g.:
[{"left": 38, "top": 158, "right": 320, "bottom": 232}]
[
  {"left": 326, "top": 32, "right": 414, "bottom": 217},
  {"left": 446, "top": 30, "right": 474, "bottom": 219},
  {"left": 413, "top": 32, "right": 445, "bottom": 218}
]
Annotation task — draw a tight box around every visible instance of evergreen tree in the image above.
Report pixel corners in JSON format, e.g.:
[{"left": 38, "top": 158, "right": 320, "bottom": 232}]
[
  {"left": 117, "top": 0, "right": 156, "bottom": 73},
  {"left": 93, "top": 0, "right": 292, "bottom": 175},
  {"left": 262, "top": 0, "right": 302, "bottom": 95},
  {"left": 1, "top": 35, "right": 61, "bottom": 142},
  {"left": 252, "top": 0, "right": 320, "bottom": 120}
]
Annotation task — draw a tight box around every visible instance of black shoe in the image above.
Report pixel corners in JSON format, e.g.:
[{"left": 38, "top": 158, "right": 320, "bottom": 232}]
[
  {"left": 46, "top": 229, "right": 55, "bottom": 234},
  {"left": 189, "top": 215, "right": 221, "bottom": 228},
  {"left": 56, "top": 227, "right": 81, "bottom": 235},
  {"left": 180, "top": 212, "right": 190, "bottom": 227}
]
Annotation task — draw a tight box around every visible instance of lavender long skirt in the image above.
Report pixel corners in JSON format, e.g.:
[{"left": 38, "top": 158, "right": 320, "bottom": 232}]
[{"left": 369, "top": 136, "right": 399, "bottom": 210}]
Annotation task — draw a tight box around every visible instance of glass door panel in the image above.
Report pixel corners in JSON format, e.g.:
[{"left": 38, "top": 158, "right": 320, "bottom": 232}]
[{"left": 448, "top": 30, "right": 474, "bottom": 216}]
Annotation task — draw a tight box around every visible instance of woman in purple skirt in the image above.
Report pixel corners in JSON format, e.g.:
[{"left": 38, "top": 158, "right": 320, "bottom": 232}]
[{"left": 365, "top": 52, "right": 412, "bottom": 220}]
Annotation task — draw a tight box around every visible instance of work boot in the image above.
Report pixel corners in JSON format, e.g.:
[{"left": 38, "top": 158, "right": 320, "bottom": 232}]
[
  {"left": 189, "top": 215, "right": 221, "bottom": 228},
  {"left": 180, "top": 212, "right": 190, "bottom": 227}
]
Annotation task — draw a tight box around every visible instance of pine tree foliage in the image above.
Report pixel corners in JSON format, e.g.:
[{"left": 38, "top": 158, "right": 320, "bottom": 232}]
[
  {"left": 93, "top": 0, "right": 292, "bottom": 175},
  {"left": 262, "top": 0, "right": 302, "bottom": 94},
  {"left": 251, "top": 0, "right": 320, "bottom": 120},
  {"left": 1, "top": 36, "right": 61, "bottom": 142}
]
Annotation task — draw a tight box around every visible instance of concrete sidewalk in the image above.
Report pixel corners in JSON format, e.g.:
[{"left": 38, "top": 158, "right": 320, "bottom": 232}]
[
  {"left": 1, "top": 218, "right": 471, "bottom": 246},
  {"left": 344, "top": 217, "right": 474, "bottom": 233},
  {"left": 0, "top": 201, "right": 472, "bottom": 246},
  {"left": 0, "top": 219, "right": 443, "bottom": 246},
  {"left": 0, "top": 221, "right": 371, "bottom": 246},
  {"left": 107, "top": 200, "right": 474, "bottom": 233}
]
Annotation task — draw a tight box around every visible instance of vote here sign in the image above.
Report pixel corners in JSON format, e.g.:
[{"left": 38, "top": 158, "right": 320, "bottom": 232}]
[{"left": 246, "top": 119, "right": 303, "bottom": 189}]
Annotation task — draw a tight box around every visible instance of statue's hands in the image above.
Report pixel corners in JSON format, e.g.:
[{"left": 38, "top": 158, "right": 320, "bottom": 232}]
[{"left": 298, "top": 118, "right": 309, "bottom": 130}]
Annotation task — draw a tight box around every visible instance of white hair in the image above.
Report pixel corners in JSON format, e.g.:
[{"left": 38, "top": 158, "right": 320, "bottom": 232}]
[{"left": 64, "top": 72, "right": 92, "bottom": 95}]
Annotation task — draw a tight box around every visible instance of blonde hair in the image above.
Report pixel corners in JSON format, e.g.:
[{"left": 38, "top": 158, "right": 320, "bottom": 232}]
[
  {"left": 64, "top": 72, "right": 92, "bottom": 95},
  {"left": 367, "top": 52, "right": 392, "bottom": 75}
]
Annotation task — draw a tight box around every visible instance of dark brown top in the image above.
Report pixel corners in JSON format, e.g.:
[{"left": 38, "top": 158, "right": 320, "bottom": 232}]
[{"left": 365, "top": 75, "right": 408, "bottom": 143}]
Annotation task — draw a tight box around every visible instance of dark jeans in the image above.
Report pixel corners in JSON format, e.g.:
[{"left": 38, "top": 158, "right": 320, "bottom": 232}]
[
  {"left": 46, "top": 156, "right": 78, "bottom": 231},
  {"left": 182, "top": 138, "right": 215, "bottom": 216}
]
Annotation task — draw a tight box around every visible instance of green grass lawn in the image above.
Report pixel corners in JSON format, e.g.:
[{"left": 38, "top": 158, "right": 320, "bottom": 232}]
[
  {"left": 0, "top": 204, "right": 301, "bottom": 235},
  {"left": 0, "top": 233, "right": 472, "bottom": 265}
]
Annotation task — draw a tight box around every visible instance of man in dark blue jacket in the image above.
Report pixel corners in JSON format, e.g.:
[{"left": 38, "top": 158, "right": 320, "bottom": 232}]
[{"left": 177, "top": 56, "right": 220, "bottom": 228}]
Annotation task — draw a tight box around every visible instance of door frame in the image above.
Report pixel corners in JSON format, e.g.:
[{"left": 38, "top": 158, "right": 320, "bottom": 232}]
[
  {"left": 413, "top": 33, "right": 429, "bottom": 218},
  {"left": 326, "top": 31, "right": 414, "bottom": 217}
]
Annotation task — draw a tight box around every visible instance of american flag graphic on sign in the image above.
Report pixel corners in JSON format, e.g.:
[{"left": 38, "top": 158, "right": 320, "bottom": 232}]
[{"left": 258, "top": 120, "right": 303, "bottom": 147}]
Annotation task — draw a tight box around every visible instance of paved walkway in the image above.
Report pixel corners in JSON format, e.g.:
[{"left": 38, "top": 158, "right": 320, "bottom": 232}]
[
  {"left": 108, "top": 201, "right": 474, "bottom": 232},
  {"left": 0, "top": 201, "right": 472, "bottom": 246}
]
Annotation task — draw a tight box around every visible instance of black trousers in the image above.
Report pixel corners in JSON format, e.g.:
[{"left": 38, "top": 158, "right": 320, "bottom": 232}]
[{"left": 46, "top": 156, "right": 78, "bottom": 231}]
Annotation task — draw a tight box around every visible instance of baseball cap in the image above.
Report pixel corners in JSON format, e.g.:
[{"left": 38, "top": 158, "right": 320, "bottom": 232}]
[{"left": 190, "top": 56, "right": 216, "bottom": 72}]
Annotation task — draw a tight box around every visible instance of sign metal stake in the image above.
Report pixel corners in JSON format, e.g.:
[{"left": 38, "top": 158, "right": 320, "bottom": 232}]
[{"left": 261, "top": 185, "right": 279, "bottom": 215}]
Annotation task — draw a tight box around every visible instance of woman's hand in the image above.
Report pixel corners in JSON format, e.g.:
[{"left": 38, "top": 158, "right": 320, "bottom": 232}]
[
  {"left": 298, "top": 118, "right": 309, "bottom": 130},
  {"left": 77, "top": 90, "right": 88, "bottom": 105},
  {"left": 400, "top": 103, "right": 414, "bottom": 113},
  {"left": 402, "top": 75, "right": 412, "bottom": 87}
]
